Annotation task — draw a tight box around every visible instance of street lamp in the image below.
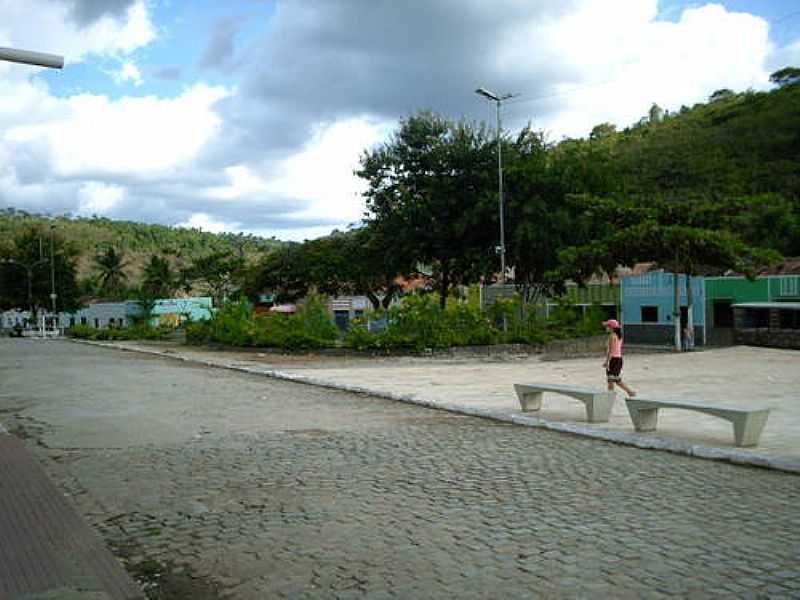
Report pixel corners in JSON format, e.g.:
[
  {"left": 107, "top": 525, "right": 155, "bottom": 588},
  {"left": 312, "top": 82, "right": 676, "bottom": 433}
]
[
  {"left": 475, "top": 86, "right": 516, "bottom": 285},
  {"left": 0, "top": 46, "right": 63, "bottom": 69}
]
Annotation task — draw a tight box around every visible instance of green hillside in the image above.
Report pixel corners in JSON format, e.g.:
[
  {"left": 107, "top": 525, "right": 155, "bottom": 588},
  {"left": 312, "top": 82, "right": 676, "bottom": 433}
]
[{"left": 0, "top": 209, "right": 284, "bottom": 285}]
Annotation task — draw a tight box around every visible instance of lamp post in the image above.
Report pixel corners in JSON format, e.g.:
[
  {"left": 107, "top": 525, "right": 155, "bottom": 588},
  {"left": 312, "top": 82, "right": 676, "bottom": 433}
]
[
  {"left": 0, "top": 47, "right": 63, "bottom": 69},
  {"left": 475, "top": 87, "right": 516, "bottom": 285}
]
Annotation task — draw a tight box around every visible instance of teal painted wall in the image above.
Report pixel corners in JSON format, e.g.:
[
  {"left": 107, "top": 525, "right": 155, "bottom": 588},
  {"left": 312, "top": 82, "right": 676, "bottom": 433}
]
[{"left": 621, "top": 272, "right": 705, "bottom": 325}]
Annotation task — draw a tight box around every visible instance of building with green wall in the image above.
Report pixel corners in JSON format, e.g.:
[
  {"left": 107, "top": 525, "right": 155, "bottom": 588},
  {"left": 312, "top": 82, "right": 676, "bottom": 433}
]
[{"left": 705, "top": 276, "right": 800, "bottom": 342}]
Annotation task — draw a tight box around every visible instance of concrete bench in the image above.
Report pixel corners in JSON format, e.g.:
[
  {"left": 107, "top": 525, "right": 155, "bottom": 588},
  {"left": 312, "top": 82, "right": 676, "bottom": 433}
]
[
  {"left": 625, "top": 397, "right": 770, "bottom": 447},
  {"left": 514, "top": 383, "right": 616, "bottom": 423}
]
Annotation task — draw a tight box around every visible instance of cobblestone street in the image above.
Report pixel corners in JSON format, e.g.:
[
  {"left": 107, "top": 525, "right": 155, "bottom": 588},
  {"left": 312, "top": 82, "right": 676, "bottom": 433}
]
[{"left": 2, "top": 339, "right": 800, "bottom": 599}]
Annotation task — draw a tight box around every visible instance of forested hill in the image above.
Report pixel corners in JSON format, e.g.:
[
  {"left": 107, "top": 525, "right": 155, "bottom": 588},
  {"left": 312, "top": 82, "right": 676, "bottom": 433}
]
[
  {"left": 0, "top": 209, "right": 284, "bottom": 280},
  {"left": 554, "top": 80, "right": 800, "bottom": 205},
  {"left": 543, "top": 78, "right": 800, "bottom": 258}
]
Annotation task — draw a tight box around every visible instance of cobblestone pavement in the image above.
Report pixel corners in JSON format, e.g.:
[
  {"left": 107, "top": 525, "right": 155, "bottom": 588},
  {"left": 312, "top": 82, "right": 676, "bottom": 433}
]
[{"left": 2, "top": 339, "right": 800, "bottom": 599}]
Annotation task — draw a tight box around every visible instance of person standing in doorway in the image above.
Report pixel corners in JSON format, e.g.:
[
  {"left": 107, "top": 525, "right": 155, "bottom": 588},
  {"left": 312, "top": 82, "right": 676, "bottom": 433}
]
[{"left": 603, "top": 319, "right": 637, "bottom": 397}]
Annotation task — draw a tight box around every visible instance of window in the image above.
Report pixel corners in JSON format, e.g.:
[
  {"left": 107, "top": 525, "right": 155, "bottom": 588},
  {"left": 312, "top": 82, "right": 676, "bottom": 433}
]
[
  {"left": 94, "top": 318, "right": 100, "bottom": 328},
  {"left": 69, "top": 317, "right": 75, "bottom": 327},
  {"left": 713, "top": 301, "right": 733, "bottom": 328},
  {"left": 81, "top": 317, "right": 87, "bottom": 325},
  {"left": 641, "top": 306, "right": 658, "bottom": 322}
]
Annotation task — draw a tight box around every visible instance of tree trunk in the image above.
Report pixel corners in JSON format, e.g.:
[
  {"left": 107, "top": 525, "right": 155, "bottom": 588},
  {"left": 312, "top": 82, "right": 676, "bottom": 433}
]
[
  {"left": 673, "top": 271, "right": 681, "bottom": 351},
  {"left": 366, "top": 291, "right": 381, "bottom": 311},
  {"left": 439, "top": 267, "right": 450, "bottom": 310}
]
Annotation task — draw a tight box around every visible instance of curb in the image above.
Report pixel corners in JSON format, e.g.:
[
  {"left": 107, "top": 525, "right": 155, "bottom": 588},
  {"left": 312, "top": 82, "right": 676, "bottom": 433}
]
[{"left": 71, "top": 339, "right": 800, "bottom": 475}]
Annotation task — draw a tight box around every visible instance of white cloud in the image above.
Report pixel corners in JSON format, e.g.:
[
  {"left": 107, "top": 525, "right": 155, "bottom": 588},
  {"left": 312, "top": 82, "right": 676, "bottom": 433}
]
[
  {"left": 1, "top": 0, "right": 798, "bottom": 242},
  {"left": 109, "top": 61, "right": 143, "bottom": 86},
  {"left": 177, "top": 212, "right": 238, "bottom": 233},
  {"left": 521, "top": 1, "right": 774, "bottom": 138},
  {"left": 264, "top": 117, "right": 390, "bottom": 224},
  {"left": 77, "top": 181, "right": 126, "bottom": 215},
  {"left": 0, "top": 0, "right": 156, "bottom": 63},
  {"left": 6, "top": 83, "right": 230, "bottom": 176}
]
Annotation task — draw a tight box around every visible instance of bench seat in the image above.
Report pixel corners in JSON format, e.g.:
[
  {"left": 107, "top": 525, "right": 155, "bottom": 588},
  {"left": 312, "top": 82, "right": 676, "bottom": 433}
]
[
  {"left": 514, "top": 383, "right": 616, "bottom": 423},
  {"left": 625, "top": 397, "right": 770, "bottom": 447}
]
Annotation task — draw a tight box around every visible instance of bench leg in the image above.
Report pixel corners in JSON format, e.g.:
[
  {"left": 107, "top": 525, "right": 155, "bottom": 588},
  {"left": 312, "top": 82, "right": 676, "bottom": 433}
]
[
  {"left": 626, "top": 404, "right": 659, "bottom": 432},
  {"left": 733, "top": 412, "right": 769, "bottom": 447},
  {"left": 514, "top": 386, "right": 543, "bottom": 412},
  {"left": 585, "top": 393, "right": 616, "bottom": 423}
]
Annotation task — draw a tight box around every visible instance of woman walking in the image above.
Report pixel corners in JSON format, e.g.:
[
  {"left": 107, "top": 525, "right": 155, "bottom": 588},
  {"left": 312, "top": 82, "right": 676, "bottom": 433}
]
[{"left": 603, "top": 319, "right": 637, "bottom": 397}]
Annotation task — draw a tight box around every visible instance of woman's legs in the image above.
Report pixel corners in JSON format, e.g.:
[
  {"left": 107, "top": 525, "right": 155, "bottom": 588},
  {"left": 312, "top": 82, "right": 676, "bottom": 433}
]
[{"left": 614, "top": 380, "right": 637, "bottom": 397}]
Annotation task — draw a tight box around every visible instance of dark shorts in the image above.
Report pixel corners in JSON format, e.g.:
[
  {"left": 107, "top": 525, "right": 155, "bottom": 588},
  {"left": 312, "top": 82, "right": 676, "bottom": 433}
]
[{"left": 606, "top": 357, "right": 623, "bottom": 382}]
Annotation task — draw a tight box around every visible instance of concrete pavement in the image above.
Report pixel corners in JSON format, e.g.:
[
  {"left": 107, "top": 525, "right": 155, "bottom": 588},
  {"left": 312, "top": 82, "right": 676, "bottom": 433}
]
[
  {"left": 83, "top": 341, "right": 800, "bottom": 473},
  {"left": 2, "top": 338, "right": 799, "bottom": 599}
]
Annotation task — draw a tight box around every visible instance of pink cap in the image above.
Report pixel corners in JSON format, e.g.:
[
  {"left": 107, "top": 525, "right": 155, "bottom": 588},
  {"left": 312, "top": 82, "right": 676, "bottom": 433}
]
[{"left": 602, "top": 319, "right": 620, "bottom": 328}]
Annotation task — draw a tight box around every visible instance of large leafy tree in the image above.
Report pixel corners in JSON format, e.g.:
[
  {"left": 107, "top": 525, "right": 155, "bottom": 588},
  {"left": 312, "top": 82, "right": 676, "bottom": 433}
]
[
  {"left": 302, "top": 227, "right": 411, "bottom": 310},
  {"left": 502, "top": 126, "right": 589, "bottom": 303},
  {"left": 358, "top": 111, "right": 496, "bottom": 308},
  {"left": 243, "top": 244, "right": 310, "bottom": 304},
  {"left": 0, "top": 225, "right": 81, "bottom": 315},
  {"left": 182, "top": 251, "right": 245, "bottom": 308}
]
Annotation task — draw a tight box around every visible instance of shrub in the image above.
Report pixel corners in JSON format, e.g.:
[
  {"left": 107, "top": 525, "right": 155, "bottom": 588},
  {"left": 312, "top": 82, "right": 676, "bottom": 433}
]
[
  {"left": 67, "top": 324, "right": 95, "bottom": 339},
  {"left": 67, "top": 322, "right": 169, "bottom": 341}
]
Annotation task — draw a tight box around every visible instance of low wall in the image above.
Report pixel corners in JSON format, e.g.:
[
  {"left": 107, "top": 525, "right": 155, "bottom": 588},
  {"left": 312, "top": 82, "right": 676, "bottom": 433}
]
[
  {"left": 541, "top": 335, "right": 607, "bottom": 361},
  {"left": 734, "top": 328, "right": 800, "bottom": 350}
]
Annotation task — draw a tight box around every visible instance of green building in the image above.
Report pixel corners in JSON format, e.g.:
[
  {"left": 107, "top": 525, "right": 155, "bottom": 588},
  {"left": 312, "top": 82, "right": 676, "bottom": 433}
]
[{"left": 704, "top": 275, "right": 800, "bottom": 344}]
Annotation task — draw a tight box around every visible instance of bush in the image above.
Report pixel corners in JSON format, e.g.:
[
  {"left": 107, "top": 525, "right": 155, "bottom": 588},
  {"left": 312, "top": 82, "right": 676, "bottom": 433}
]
[
  {"left": 344, "top": 295, "right": 498, "bottom": 352},
  {"left": 67, "top": 324, "right": 95, "bottom": 339},
  {"left": 67, "top": 322, "right": 169, "bottom": 341},
  {"left": 195, "top": 294, "right": 339, "bottom": 350}
]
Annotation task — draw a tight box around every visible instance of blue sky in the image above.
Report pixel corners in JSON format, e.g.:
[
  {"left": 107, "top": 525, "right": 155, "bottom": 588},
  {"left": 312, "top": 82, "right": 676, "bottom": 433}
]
[{"left": 2, "top": 0, "right": 799, "bottom": 241}]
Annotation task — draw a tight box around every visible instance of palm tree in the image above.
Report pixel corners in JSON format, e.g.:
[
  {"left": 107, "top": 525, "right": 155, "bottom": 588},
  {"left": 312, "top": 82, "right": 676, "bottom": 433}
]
[
  {"left": 94, "top": 246, "right": 128, "bottom": 297},
  {"left": 142, "top": 254, "right": 177, "bottom": 299}
]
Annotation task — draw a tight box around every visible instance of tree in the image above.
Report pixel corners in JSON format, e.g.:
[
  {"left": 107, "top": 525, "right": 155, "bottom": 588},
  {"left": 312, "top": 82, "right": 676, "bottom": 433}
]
[
  {"left": 94, "top": 246, "right": 128, "bottom": 298},
  {"left": 358, "top": 111, "right": 496, "bottom": 308},
  {"left": 0, "top": 225, "right": 81, "bottom": 316},
  {"left": 183, "top": 251, "right": 245, "bottom": 308},
  {"left": 142, "top": 255, "right": 177, "bottom": 299},
  {"left": 502, "top": 127, "right": 585, "bottom": 303},
  {"left": 244, "top": 244, "right": 310, "bottom": 304},
  {"left": 770, "top": 66, "right": 800, "bottom": 88}
]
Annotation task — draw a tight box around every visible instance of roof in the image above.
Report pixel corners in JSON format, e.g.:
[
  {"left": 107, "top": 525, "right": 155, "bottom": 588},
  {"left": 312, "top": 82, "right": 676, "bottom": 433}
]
[
  {"left": 758, "top": 258, "right": 800, "bottom": 275},
  {"left": 732, "top": 302, "right": 800, "bottom": 310}
]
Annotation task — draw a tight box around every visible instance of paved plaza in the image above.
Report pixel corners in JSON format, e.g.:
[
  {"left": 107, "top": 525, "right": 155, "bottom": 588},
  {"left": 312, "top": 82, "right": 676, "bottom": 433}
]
[
  {"left": 109, "top": 341, "right": 800, "bottom": 470},
  {"left": 1, "top": 338, "right": 799, "bottom": 599}
]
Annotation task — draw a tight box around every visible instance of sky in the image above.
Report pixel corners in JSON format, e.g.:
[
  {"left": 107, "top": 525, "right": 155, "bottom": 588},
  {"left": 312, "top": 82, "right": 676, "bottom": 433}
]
[{"left": 1, "top": 0, "right": 799, "bottom": 242}]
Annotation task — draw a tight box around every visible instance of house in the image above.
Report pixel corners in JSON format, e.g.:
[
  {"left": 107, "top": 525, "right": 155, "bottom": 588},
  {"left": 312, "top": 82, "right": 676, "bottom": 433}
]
[
  {"left": 620, "top": 271, "right": 706, "bottom": 345},
  {"left": 705, "top": 274, "right": 800, "bottom": 345},
  {"left": 1, "top": 296, "right": 214, "bottom": 332}
]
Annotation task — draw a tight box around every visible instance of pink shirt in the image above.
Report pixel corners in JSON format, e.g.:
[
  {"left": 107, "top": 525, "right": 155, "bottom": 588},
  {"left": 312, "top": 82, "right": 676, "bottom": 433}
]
[{"left": 608, "top": 334, "right": 623, "bottom": 358}]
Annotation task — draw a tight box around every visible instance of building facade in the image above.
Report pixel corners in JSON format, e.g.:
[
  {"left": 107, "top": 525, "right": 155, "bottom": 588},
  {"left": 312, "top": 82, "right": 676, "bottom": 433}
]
[
  {"left": 620, "top": 272, "right": 706, "bottom": 345},
  {"left": 2, "top": 297, "right": 214, "bottom": 332}
]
